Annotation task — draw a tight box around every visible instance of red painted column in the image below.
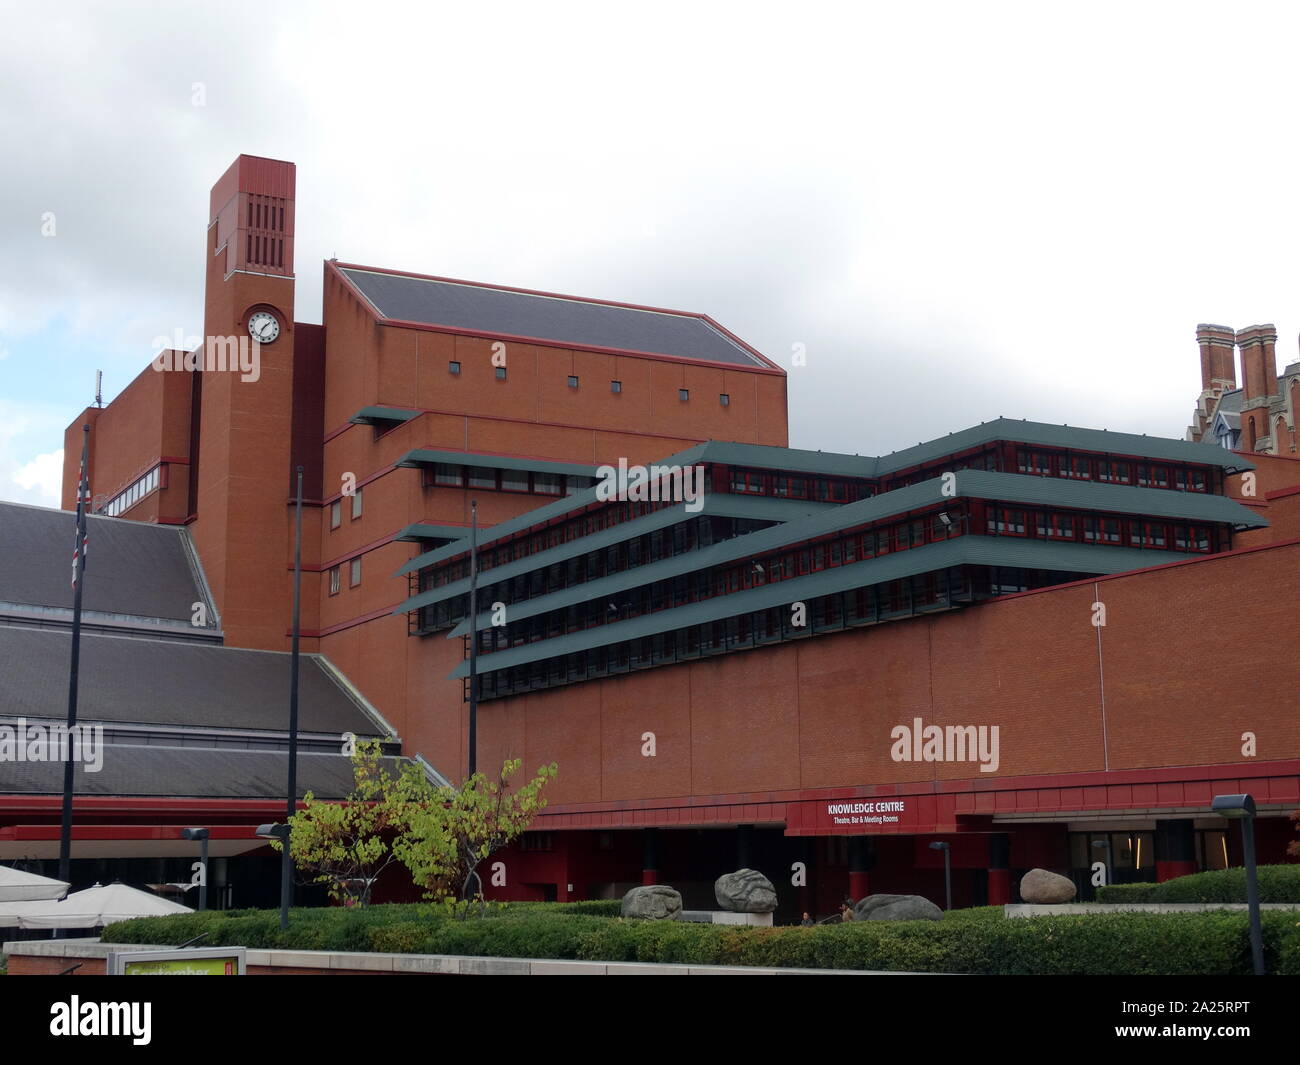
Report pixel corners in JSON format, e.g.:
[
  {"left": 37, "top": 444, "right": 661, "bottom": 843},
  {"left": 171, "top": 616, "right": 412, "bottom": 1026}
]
[
  {"left": 1155, "top": 819, "right": 1196, "bottom": 882},
  {"left": 642, "top": 827, "right": 659, "bottom": 886},
  {"left": 988, "top": 833, "right": 1012, "bottom": 905},
  {"left": 848, "top": 836, "right": 873, "bottom": 902}
]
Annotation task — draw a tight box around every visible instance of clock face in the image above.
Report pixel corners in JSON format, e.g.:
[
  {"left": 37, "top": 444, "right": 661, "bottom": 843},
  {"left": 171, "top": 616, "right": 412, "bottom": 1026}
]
[{"left": 247, "top": 310, "right": 280, "bottom": 345}]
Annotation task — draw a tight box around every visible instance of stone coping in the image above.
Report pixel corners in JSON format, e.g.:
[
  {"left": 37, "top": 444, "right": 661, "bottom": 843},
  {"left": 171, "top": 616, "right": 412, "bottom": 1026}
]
[
  {"left": 1006, "top": 902, "right": 1300, "bottom": 917},
  {"left": 2, "top": 938, "right": 922, "bottom": 976}
]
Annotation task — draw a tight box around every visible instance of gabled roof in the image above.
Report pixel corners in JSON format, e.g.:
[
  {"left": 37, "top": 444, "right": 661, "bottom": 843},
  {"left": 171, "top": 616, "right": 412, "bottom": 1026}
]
[
  {"left": 0, "top": 747, "right": 403, "bottom": 801},
  {"left": 0, "top": 626, "right": 389, "bottom": 736},
  {"left": 333, "top": 263, "right": 775, "bottom": 369},
  {"left": 0, "top": 502, "right": 216, "bottom": 633}
]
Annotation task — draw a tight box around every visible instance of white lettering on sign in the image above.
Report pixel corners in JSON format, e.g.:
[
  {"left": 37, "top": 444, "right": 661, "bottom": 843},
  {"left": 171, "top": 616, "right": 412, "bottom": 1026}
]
[{"left": 825, "top": 799, "right": 906, "bottom": 826}]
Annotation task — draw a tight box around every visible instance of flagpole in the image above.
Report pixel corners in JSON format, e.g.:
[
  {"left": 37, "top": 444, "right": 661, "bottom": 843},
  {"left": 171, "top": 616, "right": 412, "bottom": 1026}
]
[
  {"left": 57, "top": 424, "right": 90, "bottom": 886},
  {"left": 280, "top": 466, "right": 304, "bottom": 932}
]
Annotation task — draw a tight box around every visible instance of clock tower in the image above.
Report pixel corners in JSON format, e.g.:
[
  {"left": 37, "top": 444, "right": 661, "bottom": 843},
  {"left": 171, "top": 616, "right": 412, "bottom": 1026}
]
[{"left": 194, "top": 154, "right": 299, "bottom": 649}]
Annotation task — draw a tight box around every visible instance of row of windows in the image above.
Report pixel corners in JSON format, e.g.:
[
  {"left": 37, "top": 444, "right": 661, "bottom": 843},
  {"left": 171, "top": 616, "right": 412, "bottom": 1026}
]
[
  {"left": 424, "top": 493, "right": 704, "bottom": 590},
  {"left": 327, "top": 557, "right": 363, "bottom": 595},
  {"left": 728, "top": 467, "right": 874, "bottom": 503},
  {"left": 984, "top": 507, "right": 1218, "bottom": 553},
  {"left": 1015, "top": 449, "right": 1210, "bottom": 492},
  {"left": 446, "top": 360, "right": 730, "bottom": 403},
  {"left": 329, "top": 489, "right": 363, "bottom": 530},
  {"left": 472, "top": 566, "right": 1085, "bottom": 699},
  {"left": 463, "top": 508, "right": 964, "bottom": 653},
  {"left": 420, "top": 516, "right": 768, "bottom": 631},
  {"left": 422, "top": 464, "right": 585, "bottom": 498},
  {"left": 99, "top": 465, "right": 162, "bottom": 517}
]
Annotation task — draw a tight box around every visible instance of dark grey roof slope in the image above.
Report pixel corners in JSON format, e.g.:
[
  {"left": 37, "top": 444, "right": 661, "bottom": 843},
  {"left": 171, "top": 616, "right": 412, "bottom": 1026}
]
[
  {"left": 0, "top": 502, "right": 209, "bottom": 624},
  {"left": 338, "top": 267, "right": 767, "bottom": 367},
  {"left": 0, "top": 627, "right": 384, "bottom": 736},
  {"left": 0, "top": 747, "right": 400, "bottom": 800}
]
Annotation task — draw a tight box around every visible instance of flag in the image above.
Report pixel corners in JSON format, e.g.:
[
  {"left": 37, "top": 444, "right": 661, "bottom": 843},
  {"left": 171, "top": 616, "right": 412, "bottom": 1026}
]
[{"left": 71, "top": 435, "right": 89, "bottom": 589}]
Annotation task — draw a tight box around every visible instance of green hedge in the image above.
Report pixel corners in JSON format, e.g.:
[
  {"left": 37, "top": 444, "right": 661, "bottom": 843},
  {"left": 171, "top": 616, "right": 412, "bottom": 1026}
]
[
  {"left": 100, "top": 902, "right": 1300, "bottom": 974},
  {"left": 1097, "top": 864, "right": 1300, "bottom": 904}
]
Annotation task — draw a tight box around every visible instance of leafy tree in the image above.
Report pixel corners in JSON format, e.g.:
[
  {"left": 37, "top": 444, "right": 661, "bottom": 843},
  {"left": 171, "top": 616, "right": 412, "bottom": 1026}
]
[
  {"left": 395, "top": 759, "right": 557, "bottom": 910},
  {"left": 279, "top": 740, "right": 416, "bottom": 907}
]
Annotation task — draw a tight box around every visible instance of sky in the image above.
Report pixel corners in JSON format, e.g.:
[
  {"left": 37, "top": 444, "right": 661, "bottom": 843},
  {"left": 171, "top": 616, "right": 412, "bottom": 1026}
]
[{"left": 3, "top": 1, "right": 1300, "bottom": 507}]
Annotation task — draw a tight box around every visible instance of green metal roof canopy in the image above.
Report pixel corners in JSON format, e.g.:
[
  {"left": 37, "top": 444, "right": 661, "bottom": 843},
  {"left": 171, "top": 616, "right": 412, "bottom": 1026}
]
[
  {"left": 348, "top": 406, "right": 422, "bottom": 426},
  {"left": 447, "top": 534, "right": 1203, "bottom": 678},
  {"left": 393, "top": 493, "right": 835, "bottom": 609},
  {"left": 394, "top": 448, "right": 602, "bottom": 480},
  {"left": 440, "top": 469, "right": 1265, "bottom": 636}
]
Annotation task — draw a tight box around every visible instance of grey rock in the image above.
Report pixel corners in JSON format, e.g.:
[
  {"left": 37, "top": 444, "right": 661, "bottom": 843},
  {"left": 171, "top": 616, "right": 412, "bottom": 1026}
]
[
  {"left": 620, "top": 884, "right": 682, "bottom": 920},
  {"left": 1020, "top": 868, "right": 1077, "bottom": 904},
  {"left": 854, "top": 893, "right": 943, "bottom": 921},
  {"left": 714, "top": 869, "right": 779, "bottom": 912}
]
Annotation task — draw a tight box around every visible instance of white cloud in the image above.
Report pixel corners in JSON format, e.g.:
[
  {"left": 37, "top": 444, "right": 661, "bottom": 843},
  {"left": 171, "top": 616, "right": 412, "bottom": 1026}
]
[{"left": 12, "top": 448, "right": 63, "bottom": 505}]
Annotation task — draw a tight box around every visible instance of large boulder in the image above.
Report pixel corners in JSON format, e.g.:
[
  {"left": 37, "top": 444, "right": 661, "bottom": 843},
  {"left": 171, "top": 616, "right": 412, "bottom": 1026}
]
[
  {"left": 854, "top": 893, "right": 943, "bottom": 922},
  {"left": 620, "top": 884, "right": 682, "bottom": 920},
  {"left": 714, "top": 869, "right": 778, "bottom": 913},
  {"left": 1020, "top": 868, "right": 1077, "bottom": 904}
]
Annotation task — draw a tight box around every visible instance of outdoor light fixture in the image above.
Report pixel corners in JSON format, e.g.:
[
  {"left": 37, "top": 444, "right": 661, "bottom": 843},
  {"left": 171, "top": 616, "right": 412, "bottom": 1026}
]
[
  {"left": 938, "top": 512, "right": 952, "bottom": 527},
  {"left": 1212, "top": 793, "right": 1264, "bottom": 975},
  {"left": 928, "top": 841, "right": 951, "bottom": 911},
  {"left": 180, "top": 827, "right": 209, "bottom": 911},
  {"left": 256, "top": 822, "right": 292, "bottom": 926}
]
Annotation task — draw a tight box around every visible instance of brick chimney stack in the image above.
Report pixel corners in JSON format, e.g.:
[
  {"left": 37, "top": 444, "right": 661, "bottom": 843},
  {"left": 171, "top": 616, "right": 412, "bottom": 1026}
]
[
  {"left": 1236, "top": 324, "right": 1278, "bottom": 452},
  {"left": 1197, "top": 323, "right": 1237, "bottom": 391},
  {"left": 1237, "top": 324, "right": 1277, "bottom": 403}
]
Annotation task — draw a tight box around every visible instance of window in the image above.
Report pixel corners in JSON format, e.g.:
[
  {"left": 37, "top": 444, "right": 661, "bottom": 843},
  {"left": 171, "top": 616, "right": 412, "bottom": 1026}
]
[
  {"left": 468, "top": 468, "right": 496, "bottom": 490},
  {"left": 534, "top": 472, "right": 561, "bottom": 495},
  {"left": 1036, "top": 512, "right": 1076, "bottom": 540},
  {"left": 501, "top": 470, "right": 529, "bottom": 493},
  {"left": 1063, "top": 455, "right": 1092, "bottom": 480},
  {"left": 567, "top": 375, "right": 579, "bottom": 388},
  {"left": 330, "top": 500, "right": 342, "bottom": 529},
  {"left": 329, "top": 567, "right": 341, "bottom": 595},
  {"left": 449, "top": 361, "right": 461, "bottom": 375},
  {"left": 719, "top": 393, "right": 730, "bottom": 407},
  {"left": 987, "top": 507, "right": 1027, "bottom": 535},
  {"left": 610, "top": 380, "right": 622, "bottom": 393},
  {"left": 1098, "top": 460, "right": 1131, "bottom": 484},
  {"left": 434, "top": 464, "right": 462, "bottom": 487},
  {"left": 351, "top": 489, "right": 363, "bottom": 519},
  {"left": 1082, "top": 516, "right": 1122, "bottom": 544},
  {"left": 678, "top": 388, "right": 689, "bottom": 402},
  {"left": 495, "top": 366, "right": 507, "bottom": 380},
  {"left": 350, "top": 558, "right": 362, "bottom": 587}
]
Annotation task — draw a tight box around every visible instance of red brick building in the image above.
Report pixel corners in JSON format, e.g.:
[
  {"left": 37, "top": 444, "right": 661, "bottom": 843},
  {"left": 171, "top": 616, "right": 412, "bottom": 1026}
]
[{"left": 21, "top": 154, "right": 1299, "bottom": 916}]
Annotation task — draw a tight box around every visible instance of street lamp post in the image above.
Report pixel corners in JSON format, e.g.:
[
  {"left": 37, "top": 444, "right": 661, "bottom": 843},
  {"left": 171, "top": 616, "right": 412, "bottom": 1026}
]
[
  {"left": 256, "top": 823, "right": 292, "bottom": 930},
  {"left": 928, "top": 841, "right": 951, "bottom": 911},
  {"left": 181, "top": 828, "right": 209, "bottom": 911},
  {"left": 1212, "top": 793, "right": 1265, "bottom": 976}
]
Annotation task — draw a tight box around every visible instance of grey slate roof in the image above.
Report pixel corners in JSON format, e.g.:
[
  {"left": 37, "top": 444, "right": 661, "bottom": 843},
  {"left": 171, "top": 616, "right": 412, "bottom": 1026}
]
[
  {"left": 0, "top": 746, "right": 400, "bottom": 800},
  {"left": 449, "top": 535, "right": 1200, "bottom": 678},
  {"left": 339, "top": 266, "right": 768, "bottom": 367},
  {"left": 0, "top": 626, "right": 385, "bottom": 736},
  {"left": 0, "top": 502, "right": 211, "bottom": 626}
]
